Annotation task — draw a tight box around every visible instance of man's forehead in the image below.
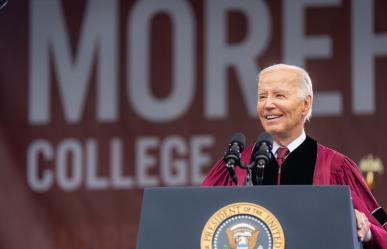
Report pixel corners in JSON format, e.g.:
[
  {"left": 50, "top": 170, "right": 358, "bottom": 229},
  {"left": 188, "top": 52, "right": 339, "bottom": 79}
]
[
  {"left": 259, "top": 68, "right": 300, "bottom": 90},
  {"left": 260, "top": 68, "right": 300, "bottom": 82}
]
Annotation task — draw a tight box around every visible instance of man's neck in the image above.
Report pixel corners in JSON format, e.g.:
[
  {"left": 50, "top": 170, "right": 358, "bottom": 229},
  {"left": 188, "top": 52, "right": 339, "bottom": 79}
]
[{"left": 272, "top": 128, "right": 305, "bottom": 146}]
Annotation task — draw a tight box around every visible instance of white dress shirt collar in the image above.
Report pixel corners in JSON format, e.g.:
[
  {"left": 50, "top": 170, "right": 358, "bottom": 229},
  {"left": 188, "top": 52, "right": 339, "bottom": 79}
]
[{"left": 272, "top": 130, "right": 306, "bottom": 155}]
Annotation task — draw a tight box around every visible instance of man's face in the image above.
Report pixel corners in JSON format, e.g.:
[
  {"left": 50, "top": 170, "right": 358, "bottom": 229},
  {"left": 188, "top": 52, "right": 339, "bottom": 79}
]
[{"left": 257, "top": 68, "right": 311, "bottom": 141}]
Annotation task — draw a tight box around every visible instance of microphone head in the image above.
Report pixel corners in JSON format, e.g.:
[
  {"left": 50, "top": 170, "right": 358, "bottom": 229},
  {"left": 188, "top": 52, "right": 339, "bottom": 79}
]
[
  {"left": 257, "top": 132, "right": 273, "bottom": 149},
  {"left": 229, "top": 132, "right": 246, "bottom": 152},
  {"left": 250, "top": 132, "right": 273, "bottom": 185},
  {"left": 250, "top": 132, "right": 273, "bottom": 163}
]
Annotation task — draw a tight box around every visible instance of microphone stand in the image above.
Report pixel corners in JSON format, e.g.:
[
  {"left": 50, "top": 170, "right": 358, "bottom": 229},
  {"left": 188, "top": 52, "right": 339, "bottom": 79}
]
[
  {"left": 226, "top": 162, "right": 238, "bottom": 185},
  {"left": 236, "top": 162, "right": 258, "bottom": 186},
  {"left": 255, "top": 160, "right": 265, "bottom": 185}
]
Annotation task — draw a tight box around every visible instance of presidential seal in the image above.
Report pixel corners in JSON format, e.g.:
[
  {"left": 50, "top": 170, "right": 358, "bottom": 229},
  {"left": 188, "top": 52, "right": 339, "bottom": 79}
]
[{"left": 201, "top": 202, "right": 285, "bottom": 249}]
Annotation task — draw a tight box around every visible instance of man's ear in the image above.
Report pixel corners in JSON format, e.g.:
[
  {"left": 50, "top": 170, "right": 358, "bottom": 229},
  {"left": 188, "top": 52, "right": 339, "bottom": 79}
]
[{"left": 303, "top": 95, "right": 312, "bottom": 115}]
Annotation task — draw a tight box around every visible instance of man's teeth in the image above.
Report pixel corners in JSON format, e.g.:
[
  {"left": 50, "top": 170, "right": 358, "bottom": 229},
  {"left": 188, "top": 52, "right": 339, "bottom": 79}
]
[{"left": 266, "top": 115, "right": 280, "bottom": 120}]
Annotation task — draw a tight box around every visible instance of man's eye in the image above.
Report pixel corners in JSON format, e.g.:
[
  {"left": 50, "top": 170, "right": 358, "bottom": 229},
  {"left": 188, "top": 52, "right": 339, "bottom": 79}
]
[{"left": 258, "top": 95, "right": 267, "bottom": 100}]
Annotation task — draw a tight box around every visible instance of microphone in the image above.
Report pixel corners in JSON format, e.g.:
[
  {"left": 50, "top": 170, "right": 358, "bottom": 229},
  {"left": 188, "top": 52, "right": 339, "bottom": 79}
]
[
  {"left": 251, "top": 132, "right": 273, "bottom": 185},
  {"left": 223, "top": 132, "right": 246, "bottom": 184}
]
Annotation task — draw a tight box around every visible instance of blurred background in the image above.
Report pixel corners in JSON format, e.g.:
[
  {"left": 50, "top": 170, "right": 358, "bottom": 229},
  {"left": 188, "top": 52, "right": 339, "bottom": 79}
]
[{"left": 0, "top": 0, "right": 386, "bottom": 248}]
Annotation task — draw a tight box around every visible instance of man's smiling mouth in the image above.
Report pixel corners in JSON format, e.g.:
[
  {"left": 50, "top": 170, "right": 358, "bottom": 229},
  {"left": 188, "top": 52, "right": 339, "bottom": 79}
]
[{"left": 265, "top": 115, "right": 282, "bottom": 120}]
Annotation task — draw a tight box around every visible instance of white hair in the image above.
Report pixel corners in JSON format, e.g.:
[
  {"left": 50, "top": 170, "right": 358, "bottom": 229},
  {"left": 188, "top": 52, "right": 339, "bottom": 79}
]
[{"left": 257, "top": 63, "right": 313, "bottom": 121}]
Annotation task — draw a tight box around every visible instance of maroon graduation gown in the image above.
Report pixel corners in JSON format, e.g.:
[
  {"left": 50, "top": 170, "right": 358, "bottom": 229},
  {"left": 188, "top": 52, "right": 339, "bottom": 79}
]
[{"left": 202, "top": 136, "right": 387, "bottom": 248}]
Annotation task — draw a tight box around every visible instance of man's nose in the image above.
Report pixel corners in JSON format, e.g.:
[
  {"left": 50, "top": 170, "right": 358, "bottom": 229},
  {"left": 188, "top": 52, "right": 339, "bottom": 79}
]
[{"left": 264, "top": 96, "right": 275, "bottom": 108}]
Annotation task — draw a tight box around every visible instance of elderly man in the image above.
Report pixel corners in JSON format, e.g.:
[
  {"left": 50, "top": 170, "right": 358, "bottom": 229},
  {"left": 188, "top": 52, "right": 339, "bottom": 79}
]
[{"left": 202, "top": 64, "right": 387, "bottom": 248}]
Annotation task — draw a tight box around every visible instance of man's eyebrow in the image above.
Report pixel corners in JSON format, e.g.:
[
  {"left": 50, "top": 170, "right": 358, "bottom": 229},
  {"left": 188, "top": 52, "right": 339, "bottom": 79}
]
[
  {"left": 258, "top": 88, "right": 288, "bottom": 94},
  {"left": 273, "top": 89, "right": 288, "bottom": 94}
]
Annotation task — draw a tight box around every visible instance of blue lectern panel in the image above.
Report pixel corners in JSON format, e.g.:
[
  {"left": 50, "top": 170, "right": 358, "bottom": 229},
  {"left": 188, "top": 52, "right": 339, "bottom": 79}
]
[{"left": 136, "top": 186, "right": 361, "bottom": 249}]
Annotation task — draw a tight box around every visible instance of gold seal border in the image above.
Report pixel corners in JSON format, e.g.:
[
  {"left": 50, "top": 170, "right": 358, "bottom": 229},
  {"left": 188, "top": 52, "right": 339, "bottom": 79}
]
[{"left": 200, "top": 202, "right": 285, "bottom": 249}]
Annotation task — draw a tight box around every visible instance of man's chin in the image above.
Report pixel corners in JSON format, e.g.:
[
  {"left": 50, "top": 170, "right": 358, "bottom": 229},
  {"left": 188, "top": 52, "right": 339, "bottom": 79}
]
[{"left": 262, "top": 125, "right": 283, "bottom": 135}]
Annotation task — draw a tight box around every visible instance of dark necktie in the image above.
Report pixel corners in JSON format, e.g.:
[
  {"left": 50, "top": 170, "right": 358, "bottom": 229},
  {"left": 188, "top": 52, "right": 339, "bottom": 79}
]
[{"left": 276, "top": 147, "right": 289, "bottom": 185}]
